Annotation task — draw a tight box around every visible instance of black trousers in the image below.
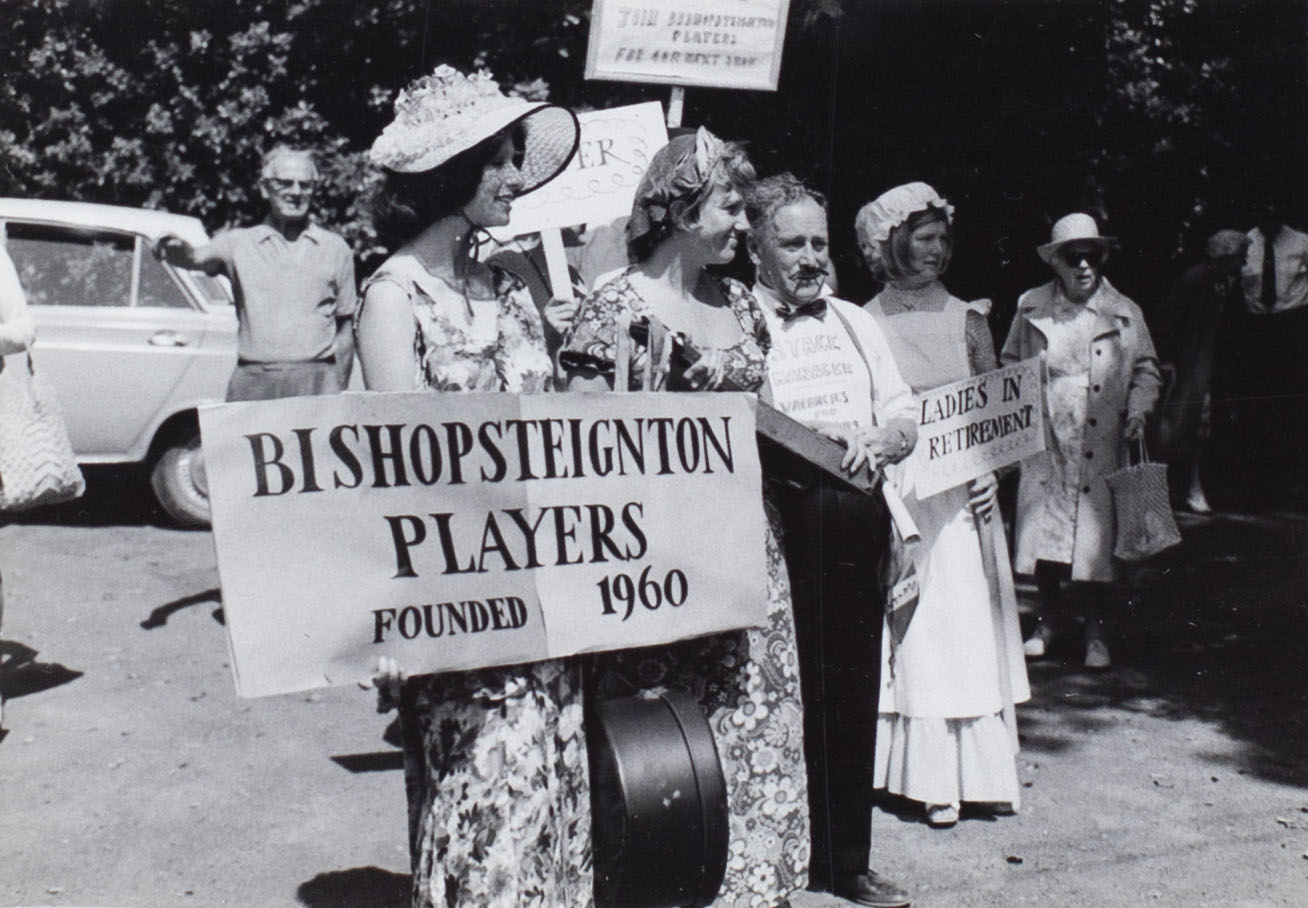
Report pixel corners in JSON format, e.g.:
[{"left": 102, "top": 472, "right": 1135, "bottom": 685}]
[{"left": 774, "top": 478, "right": 889, "bottom": 891}]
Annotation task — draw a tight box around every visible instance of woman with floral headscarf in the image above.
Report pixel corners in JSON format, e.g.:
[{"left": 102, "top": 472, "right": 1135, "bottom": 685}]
[
  {"left": 356, "top": 66, "right": 588, "bottom": 908},
  {"left": 561, "top": 129, "right": 810, "bottom": 908},
  {"left": 856, "top": 183, "right": 1030, "bottom": 829}
]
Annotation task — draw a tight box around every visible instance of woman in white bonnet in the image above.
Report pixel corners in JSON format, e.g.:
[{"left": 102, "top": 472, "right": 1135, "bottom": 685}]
[
  {"left": 357, "top": 65, "right": 589, "bottom": 908},
  {"left": 1001, "top": 212, "right": 1161, "bottom": 670},
  {"left": 857, "top": 183, "right": 1030, "bottom": 829}
]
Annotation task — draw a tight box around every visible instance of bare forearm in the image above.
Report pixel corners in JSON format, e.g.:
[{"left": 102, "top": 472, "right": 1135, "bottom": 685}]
[{"left": 156, "top": 235, "right": 227, "bottom": 276}]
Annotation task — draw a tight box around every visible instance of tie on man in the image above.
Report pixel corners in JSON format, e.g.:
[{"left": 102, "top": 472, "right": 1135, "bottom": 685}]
[{"left": 1261, "top": 235, "right": 1278, "bottom": 309}]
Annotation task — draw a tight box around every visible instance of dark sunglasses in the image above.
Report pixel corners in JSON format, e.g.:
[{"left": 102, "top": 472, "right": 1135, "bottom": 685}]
[
  {"left": 1058, "top": 245, "right": 1105, "bottom": 268},
  {"left": 265, "top": 177, "right": 318, "bottom": 193}
]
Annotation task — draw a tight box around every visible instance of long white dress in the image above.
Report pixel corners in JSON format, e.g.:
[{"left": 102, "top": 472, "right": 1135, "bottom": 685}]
[{"left": 867, "top": 284, "right": 1030, "bottom": 809}]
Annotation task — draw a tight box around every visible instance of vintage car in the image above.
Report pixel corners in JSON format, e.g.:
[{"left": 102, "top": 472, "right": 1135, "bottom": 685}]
[{"left": 0, "top": 198, "right": 236, "bottom": 527}]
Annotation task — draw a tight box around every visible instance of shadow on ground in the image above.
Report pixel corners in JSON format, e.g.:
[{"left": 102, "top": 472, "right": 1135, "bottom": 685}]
[
  {"left": 297, "top": 866, "right": 409, "bottom": 908},
  {"left": 140, "top": 587, "right": 223, "bottom": 629},
  {"left": 330, "top": 751, "right": 405, "bottom": 773},
  {"left": 0, "top": 639, "right": 83, "bottom": 706},
  {"left": 1017, "top": 506, "right": 1308, "bottom": 790},
  {"left": 5, "top": 464, "right": 182, "bottom": 529}
]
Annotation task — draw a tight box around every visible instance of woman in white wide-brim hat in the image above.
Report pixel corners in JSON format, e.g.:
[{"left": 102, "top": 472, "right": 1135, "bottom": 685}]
[
  {"left": 857, "top": 182, "right": 1030, "bottom": 829},
  {"left": 1000, "top": 212, "right": 1161, "bottom": 670},
  {"left": 357, "top": 65, "right": 588, "bottom": 908}
]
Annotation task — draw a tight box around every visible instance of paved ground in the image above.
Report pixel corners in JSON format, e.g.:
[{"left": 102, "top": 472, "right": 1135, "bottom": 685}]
[{"left": 2, "top": 468, "right": 1307, "bottom": 907}]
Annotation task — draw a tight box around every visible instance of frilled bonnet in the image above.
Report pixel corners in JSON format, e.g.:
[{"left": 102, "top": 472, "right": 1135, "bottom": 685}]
[{"left": 859, "top": 182, "right": 955, "bottom": 244}]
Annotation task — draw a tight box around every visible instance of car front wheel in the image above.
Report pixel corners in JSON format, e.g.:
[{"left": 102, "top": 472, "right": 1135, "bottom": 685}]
[{"left": 150, "top": 437, "right": 211, "bottom": 528}]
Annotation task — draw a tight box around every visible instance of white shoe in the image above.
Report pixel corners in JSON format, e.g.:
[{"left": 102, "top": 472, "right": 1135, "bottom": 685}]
[
  {"left": 926, "top": 802, "right": 959, "bottom": 827},
  {"left": 1023, "top": 624, "right": 1054, "bottom": 658}
]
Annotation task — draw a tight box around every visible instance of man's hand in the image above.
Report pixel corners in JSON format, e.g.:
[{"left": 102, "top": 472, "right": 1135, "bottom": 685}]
[
  {"left": 810, "top": 422, "right": 884, "bottom": 477},
  {"left": 151, "top": 233, "right": 225, "bottom": 275},
  {"left": 968, "top": 471, "right": 999, "bottom": 521},
  {"left": 151, "top": 233, "right": 187, "bottom": 263},
  {"left": 815, "top": 424, "right": 872, "bottom": 475},
  {"left": 864, "top": 425, "right": 911, "bottom": 465}
]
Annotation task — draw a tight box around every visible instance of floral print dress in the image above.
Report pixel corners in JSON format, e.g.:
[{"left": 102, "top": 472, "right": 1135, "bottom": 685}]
[
  {"left": 562, "top": 272, "right": 810, "bottom": 908},
  {"left": 361, "top": 255, "right": 591, "bottom": 908}
]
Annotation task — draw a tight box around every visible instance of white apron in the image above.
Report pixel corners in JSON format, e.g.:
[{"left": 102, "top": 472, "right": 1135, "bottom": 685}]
[{"left": 867, "top": 296, "right": 1029, "bottom": 719}]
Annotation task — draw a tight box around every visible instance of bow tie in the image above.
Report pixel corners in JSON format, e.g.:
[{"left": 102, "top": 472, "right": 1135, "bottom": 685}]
[{"left": 776, "top": 297, "right": 828, "bottom": 321}]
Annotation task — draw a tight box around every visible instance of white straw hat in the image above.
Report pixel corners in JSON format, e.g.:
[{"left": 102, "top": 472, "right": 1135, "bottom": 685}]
[
  {"left": 1038, "top": 213, "right": 1116, "bottom": 265},
  {"left": 369, "top": 65, "right": 579, "bottom": 193}
]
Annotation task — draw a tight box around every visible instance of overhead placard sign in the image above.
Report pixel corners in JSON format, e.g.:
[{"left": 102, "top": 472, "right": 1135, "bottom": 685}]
[
  {"left": 902, "top": 357, "right": 1046, "bottom": 500},
  {"left": 199, "top": 391, "right": 768, "bottom": 698},
  {"left": 585, "top": 0, "right": 792, "bottom": 91},
  {"left": 492, "top": 101, "right": 668, "bottom": 239}
]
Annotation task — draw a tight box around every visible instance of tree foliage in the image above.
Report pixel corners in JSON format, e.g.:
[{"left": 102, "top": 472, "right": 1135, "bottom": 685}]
[
  {"left": 1, "top": 0, "right": 1303, "bottom": 297},
  {"left": 0, "top": 0, "right": 601, "bottom": 261}
]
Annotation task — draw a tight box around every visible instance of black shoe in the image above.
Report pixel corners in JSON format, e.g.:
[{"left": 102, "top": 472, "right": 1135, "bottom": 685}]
[{"left": 834, "top": 870, "right": 911, "bottom": 908}]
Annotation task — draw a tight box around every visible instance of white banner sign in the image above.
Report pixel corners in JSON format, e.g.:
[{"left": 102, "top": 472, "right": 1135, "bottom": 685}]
[
  {"left": 585, "top": 0, "right": 792, "bottom": 91},
  {"left": 904, "top": 357, "right": 1046, "bottom": 499},
  {"left": 493, "top": 101, "right": 668, "bottom": 239},
  {"left": 200, "top": 392, "right": 768, "bottom": 698}
]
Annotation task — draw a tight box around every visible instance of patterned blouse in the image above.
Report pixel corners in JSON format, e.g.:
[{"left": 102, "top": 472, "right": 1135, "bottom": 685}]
[
  {"left": 361, "top": 253, "right": 553, "bottom": 393},
  {"left": 560, "top": 270, "right": 771, "bottom": 391}
]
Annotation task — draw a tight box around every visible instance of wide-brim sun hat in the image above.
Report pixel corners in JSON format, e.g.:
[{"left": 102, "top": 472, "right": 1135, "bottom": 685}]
[
  {"left": 1038, "top": 212, "right": 1116, "bottom": 265},
  {"left": 858, "top": 181, "right": 955, "bottom": 245},
  {"left": 369, "top": 65, "right": 579, "bottom": 194}
]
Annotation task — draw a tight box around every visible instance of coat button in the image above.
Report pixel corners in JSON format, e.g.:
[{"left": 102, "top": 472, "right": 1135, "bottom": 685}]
[
  {"left": 1095, "top": 349, "right": 1102, "bottom": 356},
  {"left": 1085, "top": 450, "right": 1094, "bottom": 459},
  {"left": 1088, "top": 417, "right": 1098, "bottom": 427},
  {"left": 1092, "top": 384, "right": 1101, "bottom": 392},
  {"left": 1082, "top": 485, "right": 1091, "bottom": 494}
]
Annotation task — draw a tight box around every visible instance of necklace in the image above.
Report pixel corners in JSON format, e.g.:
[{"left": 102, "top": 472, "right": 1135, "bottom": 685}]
[{"left": 407, "top": 219, "right": 492, "bottom": 320}]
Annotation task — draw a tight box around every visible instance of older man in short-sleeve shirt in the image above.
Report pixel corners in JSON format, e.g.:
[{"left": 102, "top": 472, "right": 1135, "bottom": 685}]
[{"left": 156, "top": 146, "right": 357, "bottom": 401}]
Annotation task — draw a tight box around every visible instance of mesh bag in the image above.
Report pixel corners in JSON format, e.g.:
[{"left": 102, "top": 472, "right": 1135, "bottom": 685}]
[
  {"left": 1104, "top": 440, "right": 1180, "bottom": 562},
  {"left": 0, "top": 353, "right": 85, "bottom": 512}
]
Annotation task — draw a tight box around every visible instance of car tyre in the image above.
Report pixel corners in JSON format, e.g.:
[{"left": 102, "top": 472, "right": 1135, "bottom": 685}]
[{"left": 151, "top": 438, "right": 211, "bottom": 528}]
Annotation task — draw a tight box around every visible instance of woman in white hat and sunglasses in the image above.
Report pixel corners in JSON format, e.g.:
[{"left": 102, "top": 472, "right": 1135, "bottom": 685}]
[
  {"left": 357, "top": 66, "right": 589, "bottom": 908},
  {"left": 1000, "top": 213, "right": 1161, "bottom": 670}
]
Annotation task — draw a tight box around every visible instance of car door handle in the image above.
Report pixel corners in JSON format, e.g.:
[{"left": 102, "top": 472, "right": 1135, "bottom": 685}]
[{"left": 149, "top": 330, "right": 190, "bottom": 347}]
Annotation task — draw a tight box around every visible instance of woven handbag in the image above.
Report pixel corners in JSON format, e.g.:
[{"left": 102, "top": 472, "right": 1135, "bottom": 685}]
[
  {"left": 1104, "top": 439, "right": 1180, "bottom": 562},
  {"left": 0, "top": 353, "right": 85, "bottom": 512}
]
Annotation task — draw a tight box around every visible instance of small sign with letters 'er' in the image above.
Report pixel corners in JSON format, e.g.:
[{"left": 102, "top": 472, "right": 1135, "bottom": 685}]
[
  {"left": 491, "top": 101, "right": 668, "bottom": 239},
  {"left": 199, "top": 392, "right": 768, "bottom": 698},
  {"left": 585, "top": 0, "right": 793, "bottom": 91}
]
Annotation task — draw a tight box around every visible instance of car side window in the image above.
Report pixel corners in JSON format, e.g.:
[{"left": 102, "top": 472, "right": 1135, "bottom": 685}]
[
  {"left": 137, "top": 243, "right": 195, "bottom": 309},
  {"left": 5, "top": 223, "right": 134, "bottom": 308}
]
